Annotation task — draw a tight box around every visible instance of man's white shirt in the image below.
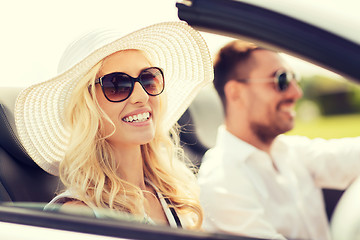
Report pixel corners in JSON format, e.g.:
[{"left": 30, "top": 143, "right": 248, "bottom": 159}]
[{"left": 198, "top": 125, "right": 360, "bottom": 240}]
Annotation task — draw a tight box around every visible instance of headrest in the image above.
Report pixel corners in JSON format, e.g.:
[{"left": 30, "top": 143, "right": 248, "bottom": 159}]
[
  {"left": 186, "top": 84, "right": 224, "bottom": 149},
  {"left": 0, "top": 87, "right": 37, "bottom": 167}
]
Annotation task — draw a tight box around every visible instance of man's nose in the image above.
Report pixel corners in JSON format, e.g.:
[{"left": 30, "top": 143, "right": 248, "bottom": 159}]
[{"left": 287, "top": 80, "right": 303, "bottom": 100}]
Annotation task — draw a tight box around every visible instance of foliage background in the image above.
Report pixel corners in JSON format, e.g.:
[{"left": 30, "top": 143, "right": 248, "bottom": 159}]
[{"left": 287, "top": 75, "right": 360, "bottom": 139}]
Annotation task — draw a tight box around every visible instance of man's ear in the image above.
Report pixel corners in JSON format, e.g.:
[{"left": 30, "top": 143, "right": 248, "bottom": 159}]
[{"left": 224, "top": 80, "right": 242, "bottom": 103}]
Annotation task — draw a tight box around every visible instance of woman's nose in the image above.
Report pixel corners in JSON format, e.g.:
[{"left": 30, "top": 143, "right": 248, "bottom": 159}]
[{"left": 129, "top": 82, "right": 149, "bottom": 104}]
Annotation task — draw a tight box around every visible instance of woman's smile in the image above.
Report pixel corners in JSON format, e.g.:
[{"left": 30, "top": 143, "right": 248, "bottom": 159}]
[{"left": 121, "top": 108, "right": 152, "bottom": 126}]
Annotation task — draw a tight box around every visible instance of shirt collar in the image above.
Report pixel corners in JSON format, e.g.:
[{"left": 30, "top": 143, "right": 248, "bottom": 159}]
[{"left": 216, "top": 125, "right": 260, "bottom": 163}]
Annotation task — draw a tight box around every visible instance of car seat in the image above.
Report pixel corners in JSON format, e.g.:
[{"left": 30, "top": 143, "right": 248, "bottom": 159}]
[
  {"left": 178, "top": 85, "right": 224, "bottom": 167},
  {"left": 330, "top": 176, "right": 360, "bottom": 240},
  {"left": 178, "top": 84, "right": 224, "bottom": 168},
  {"left": 0, "top": 87, "right": 60, "bottom": 202}
]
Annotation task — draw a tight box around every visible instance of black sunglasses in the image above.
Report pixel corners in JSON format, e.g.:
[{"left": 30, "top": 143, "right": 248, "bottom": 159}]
[
  {"left": 236, "top": 70, "right": 300, "bottom": 92},
  {"left": 95, "top": 67, "right": 165, "bottom": 102}
]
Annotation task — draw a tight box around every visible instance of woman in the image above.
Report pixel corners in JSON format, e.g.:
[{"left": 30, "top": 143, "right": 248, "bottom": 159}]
[{"left": 14, "top": 22, "right": 213, "bottom": 229}]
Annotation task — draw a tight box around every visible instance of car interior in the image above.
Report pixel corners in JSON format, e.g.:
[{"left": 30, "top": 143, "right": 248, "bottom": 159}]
[
  {"left": 0, "top": 87, "right": 60, "bottom": 203},
  {"left": 0, "top": 86, "right": 264, "bottom": 240},
  {"left": 0, "top": 80, "right": 344, "bottom": 226}
]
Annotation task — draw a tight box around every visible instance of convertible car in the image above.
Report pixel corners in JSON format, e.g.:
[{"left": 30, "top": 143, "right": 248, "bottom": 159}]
[{"left": 0, "top": 0, "right": 359, "bottom": 239}]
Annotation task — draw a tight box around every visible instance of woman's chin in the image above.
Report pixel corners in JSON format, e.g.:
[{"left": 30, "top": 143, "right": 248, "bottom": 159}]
[{"left": 131, "top": 132, "right": 156, "bottom": 145}]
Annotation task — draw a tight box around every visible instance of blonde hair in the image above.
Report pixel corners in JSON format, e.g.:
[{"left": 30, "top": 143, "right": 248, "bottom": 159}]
[{"left": 59, "top": 53, "right": 203, "bottom": 229}]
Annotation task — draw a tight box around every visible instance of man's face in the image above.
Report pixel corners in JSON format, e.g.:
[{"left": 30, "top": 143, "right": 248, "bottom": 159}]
[{"left": 241, "top": 50, "right": 303, "bottom": 142}]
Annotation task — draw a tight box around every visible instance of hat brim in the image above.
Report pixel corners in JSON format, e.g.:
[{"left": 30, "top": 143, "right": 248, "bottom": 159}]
[{"left": 14, "top": 21, "right": 213, "bottom": 176}]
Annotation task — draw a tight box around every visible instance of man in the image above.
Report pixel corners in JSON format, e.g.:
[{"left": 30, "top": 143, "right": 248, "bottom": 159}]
[{"left": 197, "top": 40, "right": 360, "bottom": 240}]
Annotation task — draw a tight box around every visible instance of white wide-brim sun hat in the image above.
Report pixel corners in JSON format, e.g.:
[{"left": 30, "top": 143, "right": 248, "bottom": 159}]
[{"left": 15, "top": 21, "right": 213, "bottom": 176}]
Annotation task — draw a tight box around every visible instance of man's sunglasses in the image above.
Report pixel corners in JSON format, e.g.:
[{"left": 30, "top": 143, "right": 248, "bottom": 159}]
[
  {"left": 236, "top": 70, "right": 300, "bottom": 92},
  {"left": 95, "top": 67, "right": 165, "bottom": 102}
]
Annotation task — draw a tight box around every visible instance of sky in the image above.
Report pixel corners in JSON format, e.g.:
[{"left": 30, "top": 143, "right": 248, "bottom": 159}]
[{"left": 1, "top": 0, "right": 359, "bottom": 87}]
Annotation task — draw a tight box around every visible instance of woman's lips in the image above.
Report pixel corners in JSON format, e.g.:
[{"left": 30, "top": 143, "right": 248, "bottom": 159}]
[{"left": 122, "top": 111, "right": 150, "bottom": 123}]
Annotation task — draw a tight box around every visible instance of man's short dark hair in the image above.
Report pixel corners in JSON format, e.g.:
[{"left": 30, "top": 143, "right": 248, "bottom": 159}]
[{"left": 213, "top": 40, "right": 262, "bottom": 109}]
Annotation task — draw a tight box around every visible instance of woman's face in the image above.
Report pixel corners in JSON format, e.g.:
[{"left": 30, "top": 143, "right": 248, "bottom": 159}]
[{"left": 95, "top": 50, "right": 160, "bottom": 148}]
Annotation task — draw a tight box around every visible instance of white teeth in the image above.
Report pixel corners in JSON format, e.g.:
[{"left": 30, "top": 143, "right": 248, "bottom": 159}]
[
  {"left": 123, "top": 112, "right": 150, "bottom": 123},
  {"left": 280, "top": 105, "right": 296, "bottom": 117}
]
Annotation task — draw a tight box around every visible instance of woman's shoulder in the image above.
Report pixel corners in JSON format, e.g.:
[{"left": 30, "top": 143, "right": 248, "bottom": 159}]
[
  {"left": 46, "top": 189, "right": 80, "bottom": 205},
  {"left": 44, "top": 190, "right": 96, "bottom": 216},
  {"left": 44, "top": 190, "right": 87, "bottom": 210},
  {"left": 63, "top": 200, "right": 86, "bottom": 206}
]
